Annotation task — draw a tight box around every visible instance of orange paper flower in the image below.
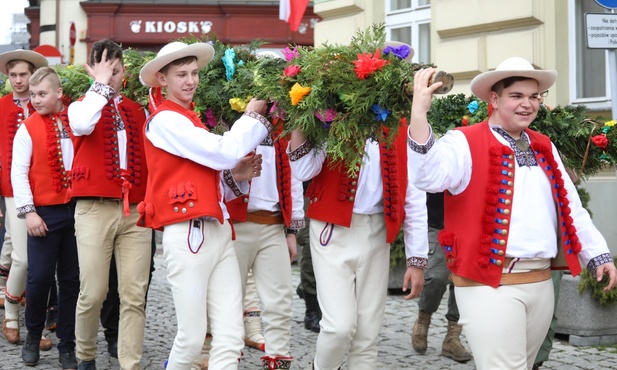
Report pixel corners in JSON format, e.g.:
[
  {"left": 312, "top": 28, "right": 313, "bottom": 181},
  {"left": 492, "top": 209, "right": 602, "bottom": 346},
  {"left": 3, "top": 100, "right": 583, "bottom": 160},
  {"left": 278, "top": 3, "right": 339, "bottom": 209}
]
[{"left": 289, "top": 83, "right": 311, "bottom": 106}]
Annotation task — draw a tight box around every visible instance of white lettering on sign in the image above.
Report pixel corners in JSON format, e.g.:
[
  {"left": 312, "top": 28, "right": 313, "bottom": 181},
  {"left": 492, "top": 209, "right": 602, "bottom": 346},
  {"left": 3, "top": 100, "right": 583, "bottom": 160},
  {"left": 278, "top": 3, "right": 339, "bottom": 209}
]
[{"left": 130, "top": 20, "right": 213, "bottom": 34}]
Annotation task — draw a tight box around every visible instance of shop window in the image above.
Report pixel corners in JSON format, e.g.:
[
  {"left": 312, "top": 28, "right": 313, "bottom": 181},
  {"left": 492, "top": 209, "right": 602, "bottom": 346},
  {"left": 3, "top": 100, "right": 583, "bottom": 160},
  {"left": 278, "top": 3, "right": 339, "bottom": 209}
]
[
  {"left": 570, "top": 0, "right": 611, "bottom": 106},
  {"left": 386, "top": 0, "right": 431, "bottom": 63}
]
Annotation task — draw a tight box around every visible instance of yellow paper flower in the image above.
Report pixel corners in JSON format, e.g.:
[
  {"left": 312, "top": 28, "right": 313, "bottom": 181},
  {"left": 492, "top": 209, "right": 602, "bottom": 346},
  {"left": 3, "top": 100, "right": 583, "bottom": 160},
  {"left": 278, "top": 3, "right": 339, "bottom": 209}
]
[
  {"left": 289, "top": 83, "right": 311, "bottom": 106},
  {"left": 229, "top": 96, "right": 251, "bottom": 112},
  {"left": 605, "top": 119, "right": 616, "bottom": 127}
]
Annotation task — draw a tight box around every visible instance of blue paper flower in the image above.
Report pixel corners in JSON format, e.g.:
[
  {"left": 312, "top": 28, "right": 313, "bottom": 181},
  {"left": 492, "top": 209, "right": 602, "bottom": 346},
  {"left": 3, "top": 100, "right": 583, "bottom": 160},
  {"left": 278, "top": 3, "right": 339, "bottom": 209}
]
[
  {"left": 222, "top": 48, "right": 236, "bottom": 81},
  {"left": 371, "top": 104, "right": 390, "bottom": 121},
  {"left": 467, "top": 100, "right": 479, "bottom": 114},
  {"left": 382, "top": 45, "right": 411, "bottom": 61}
]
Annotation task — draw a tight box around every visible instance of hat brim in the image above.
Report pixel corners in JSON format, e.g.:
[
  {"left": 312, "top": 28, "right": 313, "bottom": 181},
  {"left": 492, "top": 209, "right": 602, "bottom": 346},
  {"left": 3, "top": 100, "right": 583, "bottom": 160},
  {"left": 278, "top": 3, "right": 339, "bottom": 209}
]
[
  {"left": 140, "top": 43, "right": 214, "bottom": 87},
  {"left": 470, "top": 69, "right": 557, "bottom": 102},
  {"left": 0, "top": 50, "right": 48, "bottom": 75},
  {"left": 383, "top": 41, "right": 414, "bottom": 63}
]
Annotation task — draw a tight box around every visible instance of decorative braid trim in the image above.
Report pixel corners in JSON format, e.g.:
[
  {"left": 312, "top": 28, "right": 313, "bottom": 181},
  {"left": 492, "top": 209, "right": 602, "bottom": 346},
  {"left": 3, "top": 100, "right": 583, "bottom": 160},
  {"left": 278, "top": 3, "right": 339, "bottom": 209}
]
[
  {"left": 5, "top": 110, "right": 24, "bottom": 184},
  {"left": 274, "top": 135, "right": 293, "bottom": 223},
  {"left": 288, "top": 140, "right": 312, "bottom": 162},
  {"left": 407, "top": 132, "right": 435, "bottom": 154},
  {"left": 17, "top": 205, "right": 36, "bottom": 218},
  {"left": 288, "top": 218, "right": 305, "bottom": 230},
  {"left": 587, "top": 253, "right": 614, "bottom": 277},
  {"left": 381, "top": 138, "right": 400, "bottom": 220},
  {"left": 260, "top": 356, "right": 293, "bottom": 370},
  {"left": 406, "top": 256, "right": 428, "bottom": 270},
  {"left": 89, "top": 82, "right": 115, "bottom": 100},
  {"left": 243, "top": 310, "right": 261, "bottom": 317},
  {"left": 117, "top": 102, "right": 143, "bottom": 187},
  {"left": 223, "top": 169, "right": 243, "bottom": 197},
  {"left": 43, "top": 112, "right": 72, "bottom": 193},
  {"left": 244, "top": 111, "right": 273, "bottom": 134}
]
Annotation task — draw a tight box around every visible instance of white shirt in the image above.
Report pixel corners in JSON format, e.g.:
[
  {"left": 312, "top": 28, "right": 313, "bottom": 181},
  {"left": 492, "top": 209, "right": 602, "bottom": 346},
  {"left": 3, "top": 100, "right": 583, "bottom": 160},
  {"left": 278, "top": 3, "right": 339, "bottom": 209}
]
[
  {"left": 12, "top": 116, "right": 74, "bottom": 212},
  {"left": 289, "top": 139, "right": 428, "bottom": 259},
  {"left": 145, "top": 109, "right": 269, "bottom": 220},
  {"left": 407, "top": 125, "right": 609, "bottom": 267}
]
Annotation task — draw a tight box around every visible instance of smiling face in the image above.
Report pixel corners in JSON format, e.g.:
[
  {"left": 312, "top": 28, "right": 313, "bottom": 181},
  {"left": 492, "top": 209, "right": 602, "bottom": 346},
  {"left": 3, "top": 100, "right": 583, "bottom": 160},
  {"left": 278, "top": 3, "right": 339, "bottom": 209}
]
[
  {"left": 156, "top": 58, "right": 199, "bottom": 109},
  {"left": 489, "top": 78, "right": 542, "bottom": 139}
]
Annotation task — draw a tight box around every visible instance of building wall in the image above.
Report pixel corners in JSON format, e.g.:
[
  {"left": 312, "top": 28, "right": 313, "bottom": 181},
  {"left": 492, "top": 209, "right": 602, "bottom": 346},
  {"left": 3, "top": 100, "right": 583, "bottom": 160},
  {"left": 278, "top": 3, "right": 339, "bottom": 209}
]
[
  {"left": 37, "top": 0, "right": 88, "bottom": 65},
  {"left": 314, "top": 0, "right": 384, "bottom": 45}
]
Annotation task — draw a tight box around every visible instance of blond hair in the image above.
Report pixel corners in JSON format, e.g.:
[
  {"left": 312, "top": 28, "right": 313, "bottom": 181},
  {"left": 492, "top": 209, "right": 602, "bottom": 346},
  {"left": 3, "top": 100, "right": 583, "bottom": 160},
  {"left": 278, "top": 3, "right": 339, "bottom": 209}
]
[{"left": 29, "top": 67, "right": 61, "bottom": 89}]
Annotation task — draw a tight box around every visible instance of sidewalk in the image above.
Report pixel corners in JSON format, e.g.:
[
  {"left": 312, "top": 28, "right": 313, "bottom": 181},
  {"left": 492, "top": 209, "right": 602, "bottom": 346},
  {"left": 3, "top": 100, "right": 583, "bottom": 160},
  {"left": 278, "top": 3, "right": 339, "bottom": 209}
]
[{"left": 1, "top": 253, "right": 616, "bottom": 369}]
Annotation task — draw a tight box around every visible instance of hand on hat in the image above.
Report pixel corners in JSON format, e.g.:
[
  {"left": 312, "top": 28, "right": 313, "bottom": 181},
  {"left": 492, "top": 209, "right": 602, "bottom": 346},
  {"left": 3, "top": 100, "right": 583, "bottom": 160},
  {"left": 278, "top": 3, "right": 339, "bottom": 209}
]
[
  {"left": 246, "top": 97, "right": 268, "bottom": 117},
  {"left": 84, "top": 49, "right": 119, "bottom": 87}
]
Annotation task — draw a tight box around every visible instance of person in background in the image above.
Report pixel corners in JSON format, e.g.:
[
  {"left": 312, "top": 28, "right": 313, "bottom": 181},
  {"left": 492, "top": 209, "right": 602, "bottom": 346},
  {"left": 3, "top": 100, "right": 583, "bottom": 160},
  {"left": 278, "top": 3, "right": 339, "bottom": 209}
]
[
  {"left": 0, "top": 48, "right": 52, "bottom": 351},
  {"left": 12, "top": 66, "right": 80, "bottom": 369},
  {"left": 68, "top": 39, "right": 152, "bottom": 370},
  {"left": 137, "top": 40, "right": 270, "bottom": 369},
  {"left": 407, "top": 57, "right": 617, "bottom": 370},
  {"left": 410, "top": 192, "right": 472, "bottom": 363}
]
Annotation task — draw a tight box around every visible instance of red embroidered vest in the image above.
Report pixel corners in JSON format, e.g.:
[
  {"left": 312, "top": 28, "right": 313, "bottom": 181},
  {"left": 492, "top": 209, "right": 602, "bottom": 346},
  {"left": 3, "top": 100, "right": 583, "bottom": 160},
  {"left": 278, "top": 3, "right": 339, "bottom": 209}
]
[
  {"left": 70, "top": 96, "right": 147, "bottom": 203},
  {"left": 438, "top": 122, "right": 582, "bottom": 287},
  {"left": 305, "top": 124, "right": 409, "bottom": 243},
  {"left": 0, "top": 94, "right": 32, "bottom": 197},
  {"left": 24, "top": 110, "right": 72, "bottom": 206},
  {"left": 137, "top": 100, "right": 223, "bottom": 230},
  {"left": 226, "top": 123, "right": 293, "bottom": 226}
]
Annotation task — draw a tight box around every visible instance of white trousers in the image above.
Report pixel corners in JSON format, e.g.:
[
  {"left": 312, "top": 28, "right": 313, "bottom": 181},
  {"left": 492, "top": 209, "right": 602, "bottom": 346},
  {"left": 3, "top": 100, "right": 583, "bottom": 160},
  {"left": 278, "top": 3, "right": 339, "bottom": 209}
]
[
  {"left": 3, "top": 197, "right": 28, "bottom": 317},
  {"left": 163, "top": 219, "right": 244, "bottom": 370},
  {"left": 455, "top": 259, "right": 554, "bottom": 370},
  {"left": 233, "top": 222, "right": 292, "bottom": 357},
  {"left": 311, "top": 213, "right": 389, "bottom": 370}
]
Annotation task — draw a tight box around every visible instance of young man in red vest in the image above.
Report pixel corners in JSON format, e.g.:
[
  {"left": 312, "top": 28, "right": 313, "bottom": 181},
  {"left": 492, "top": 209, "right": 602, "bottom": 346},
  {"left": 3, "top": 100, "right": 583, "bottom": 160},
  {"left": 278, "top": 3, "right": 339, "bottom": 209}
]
[
  {"left": 0, "top": 49, "right": 52, "bottom": 351},
  {"left": 288, "top": 44, "right": 429, "bottom": 370},
  {"left": 138, "top": 41, "right": 270, "bottom": 370},
  {"left": 408, "top": 57, "right": 617, "bottom": 370},
  {"left": 12, "top": 66, "right": 79, "bottom": 369},
  {"left": 68, "top": 40, "right": 152, "bottom": 370}
]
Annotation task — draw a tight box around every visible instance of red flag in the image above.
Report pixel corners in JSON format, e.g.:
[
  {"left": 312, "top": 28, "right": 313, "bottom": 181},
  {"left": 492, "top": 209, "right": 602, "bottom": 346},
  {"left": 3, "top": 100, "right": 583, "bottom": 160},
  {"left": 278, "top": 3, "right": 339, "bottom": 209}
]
[{"left": 279, "top": 0, "right": 309, "bottom": 32}]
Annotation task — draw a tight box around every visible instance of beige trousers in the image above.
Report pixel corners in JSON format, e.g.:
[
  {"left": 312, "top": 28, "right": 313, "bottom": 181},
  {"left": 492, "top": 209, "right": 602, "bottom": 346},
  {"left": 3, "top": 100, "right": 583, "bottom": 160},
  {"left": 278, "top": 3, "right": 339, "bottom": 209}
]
[{"left": 3, "top": 197, "right": 28, "bottom": 319}]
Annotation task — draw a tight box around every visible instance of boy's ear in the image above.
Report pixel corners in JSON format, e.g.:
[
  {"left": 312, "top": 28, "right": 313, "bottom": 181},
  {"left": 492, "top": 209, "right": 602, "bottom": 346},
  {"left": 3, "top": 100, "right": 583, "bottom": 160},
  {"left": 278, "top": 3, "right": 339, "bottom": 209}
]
[{"left": 155, "top": 71, "right": 166, "bottom": 87}]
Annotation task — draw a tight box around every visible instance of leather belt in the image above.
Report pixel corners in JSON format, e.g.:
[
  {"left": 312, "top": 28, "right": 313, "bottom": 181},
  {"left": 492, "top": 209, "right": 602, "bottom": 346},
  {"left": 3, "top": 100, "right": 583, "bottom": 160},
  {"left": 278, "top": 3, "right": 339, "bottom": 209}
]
[
  {"left": 451, "top": 268, "right": 552, "bottom": 287},
  {"left": 237, "top": 210, "right": 284, "bottom": 225},
  {"left": 76, "top": 196, "right": 122, "bottom": 202}
]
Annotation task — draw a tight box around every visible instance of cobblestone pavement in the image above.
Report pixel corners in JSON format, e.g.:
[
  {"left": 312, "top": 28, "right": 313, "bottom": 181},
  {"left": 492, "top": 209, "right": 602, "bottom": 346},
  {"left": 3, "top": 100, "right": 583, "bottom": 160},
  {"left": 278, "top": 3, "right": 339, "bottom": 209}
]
[{"left": 2, "top": 252, "right": 617, "bottom": 369}]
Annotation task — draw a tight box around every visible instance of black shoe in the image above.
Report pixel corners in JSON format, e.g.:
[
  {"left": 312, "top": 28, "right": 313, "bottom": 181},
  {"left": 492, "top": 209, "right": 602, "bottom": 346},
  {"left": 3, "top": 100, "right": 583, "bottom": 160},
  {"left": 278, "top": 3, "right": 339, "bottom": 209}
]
[
  {"left": 59, "top": 351, "right": 78, "bottom": 369},
  {"left": 532, "top": 362, "right": 543, "bottom": 370},
  {"left": 107, "top": 340, "right": 118, "bottom": 358},
  {"left": 22, "top": 334, "right": 41, "bottom": 366},
  {"left": 303, "top": 292, "right": 322, "bottom": 333},
  {"left": 77, "top": 359, "right": 96, "bottom": 370}
]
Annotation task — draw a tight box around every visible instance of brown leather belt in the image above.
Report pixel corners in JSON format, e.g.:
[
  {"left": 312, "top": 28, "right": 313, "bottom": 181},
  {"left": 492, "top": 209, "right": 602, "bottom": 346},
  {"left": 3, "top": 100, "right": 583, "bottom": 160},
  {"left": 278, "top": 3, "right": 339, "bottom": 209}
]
[
  {"left": 451, "top": 268, "right": 552, "bottom": 287},
  {"left": 238, "top": 210, "right": 284, "bottom": 225}
]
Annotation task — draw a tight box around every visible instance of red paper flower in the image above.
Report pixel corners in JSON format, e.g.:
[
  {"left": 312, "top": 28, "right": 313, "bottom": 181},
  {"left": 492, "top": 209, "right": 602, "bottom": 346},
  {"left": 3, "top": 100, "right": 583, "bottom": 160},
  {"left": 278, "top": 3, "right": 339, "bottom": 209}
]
[
  {"left": 284, "top": 65, "right": 301, "bottom": 78},
  {"left": 353, "top": 50, "right": 389, "bottom": 80},
  {"left": 462, "top": 115, "right": 469, "bottom": 126},
  {"left": 591, "top": 134, "right": 609, "bottom": 149}
]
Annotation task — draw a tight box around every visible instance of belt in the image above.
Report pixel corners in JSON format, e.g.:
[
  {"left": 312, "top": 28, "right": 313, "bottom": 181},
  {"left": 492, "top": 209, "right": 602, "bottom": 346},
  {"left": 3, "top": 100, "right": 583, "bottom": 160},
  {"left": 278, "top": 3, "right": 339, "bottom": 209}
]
[
  {"left": 236, "top": 210, "right": 284, "bottom": 225},
  {"left": 76, "top": 196, "right": 122, "bottom": 202},
  {"left": 450, "top": 268, "right": 552, "bottom": 287}
]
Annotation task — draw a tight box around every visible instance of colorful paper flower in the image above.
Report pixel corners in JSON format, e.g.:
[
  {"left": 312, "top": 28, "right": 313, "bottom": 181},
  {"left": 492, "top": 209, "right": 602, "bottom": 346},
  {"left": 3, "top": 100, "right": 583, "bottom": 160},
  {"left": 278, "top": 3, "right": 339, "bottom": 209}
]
[
  {"left": 382, "top": 44, "right": 412, "bottom": 61},
  {"left": 269, "top": 101, "right": 286, "bottom": 119},
  {"left": 229, "top": 96, "right": 251, "bottom": 112},
  {"left": 204, "top": 108, "right": 217, "bottom": 128},
  {"left": 282, "top": 47, "right": 299, "bottom": 62},
  {"left": 605, "top": 120, "right": 616, "bottom": 127},
  {"left": 315, "top": 108, "right": 337, "bottom": 123},
  {"left": 467, "top": 101, "right": 479, "bottom": 114},
  {"left": 284, "top": 65, "right": 301, "bottom": 78},
  {"left": 371, "top": 104, "right": 390, "bottom": 121},
  {"left": 289, "top": 83, "right": 311, "bottom": 106},
  {"left": 353, "top": 50, "right": 389, "bottom": 80},
  {"left": 462, "top": 115, "right": 469, "bottom": 126},
  {"left": 591, "top": 134, "right": 609, "bottom": 149},
  {"left": 222, "top": 48, "right": 236, "bottom": 81}
]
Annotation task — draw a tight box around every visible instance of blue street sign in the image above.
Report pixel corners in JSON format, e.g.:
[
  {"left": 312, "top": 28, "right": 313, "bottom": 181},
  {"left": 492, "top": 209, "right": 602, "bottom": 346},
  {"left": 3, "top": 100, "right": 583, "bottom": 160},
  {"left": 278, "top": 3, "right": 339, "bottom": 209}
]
[{"left": 596, "top": 0, "right": 617, "bottom": 9}]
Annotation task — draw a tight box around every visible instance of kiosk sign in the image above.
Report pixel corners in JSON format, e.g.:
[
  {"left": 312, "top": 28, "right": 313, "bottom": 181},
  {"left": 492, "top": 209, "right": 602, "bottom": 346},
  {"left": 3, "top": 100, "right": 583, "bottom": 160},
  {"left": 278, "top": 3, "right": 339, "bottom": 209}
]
[{"left": 585, "top": 13, "right": 617, "bottom": 48}]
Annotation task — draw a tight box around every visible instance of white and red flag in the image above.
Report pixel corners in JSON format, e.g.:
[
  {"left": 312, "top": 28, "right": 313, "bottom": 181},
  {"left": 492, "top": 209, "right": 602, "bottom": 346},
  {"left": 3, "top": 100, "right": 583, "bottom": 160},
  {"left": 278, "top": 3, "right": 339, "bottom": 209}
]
[{"left": 279, "top": 0, "right": 309, "bottom": 32}]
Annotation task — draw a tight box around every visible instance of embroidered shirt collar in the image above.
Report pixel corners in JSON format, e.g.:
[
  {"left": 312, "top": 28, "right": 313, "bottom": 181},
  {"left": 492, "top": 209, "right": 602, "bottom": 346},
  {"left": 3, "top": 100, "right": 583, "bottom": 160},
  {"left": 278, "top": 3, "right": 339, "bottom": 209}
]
[{"left": 491, "top": 125, "right": 537, "bottom": 167}]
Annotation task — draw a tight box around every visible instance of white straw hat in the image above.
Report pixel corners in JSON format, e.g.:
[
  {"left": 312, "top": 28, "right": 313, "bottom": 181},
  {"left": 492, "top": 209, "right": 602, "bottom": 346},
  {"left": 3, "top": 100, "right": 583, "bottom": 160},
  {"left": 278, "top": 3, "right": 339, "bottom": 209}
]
[
  {"left": 0, "top": 49, "right": 48, "bottom": 75},
  {"left": 139, "top": 42, "right": 214, "bottom": 87},
  {"left": 470, "top": 57, "right": 557, "bottom": 102}
]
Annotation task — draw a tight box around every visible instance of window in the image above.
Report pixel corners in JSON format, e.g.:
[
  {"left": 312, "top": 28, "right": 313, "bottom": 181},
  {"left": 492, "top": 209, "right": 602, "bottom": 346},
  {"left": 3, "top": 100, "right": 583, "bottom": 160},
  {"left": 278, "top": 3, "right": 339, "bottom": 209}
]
[
  {"left": 570, "top": 0, "right": 611, "bottom": 105},
  {"left": 386, "top": 0, "right": 431, "bottom": 63}
]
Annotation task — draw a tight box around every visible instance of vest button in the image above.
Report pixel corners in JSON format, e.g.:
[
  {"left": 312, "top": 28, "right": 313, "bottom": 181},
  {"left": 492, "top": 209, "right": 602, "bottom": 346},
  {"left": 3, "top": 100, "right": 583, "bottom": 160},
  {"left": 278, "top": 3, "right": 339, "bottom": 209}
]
[
  {"left": 181, "top": 208, "right": 187, "bottom": 214},
  {"left": 243, "top": 198, "right": 249, "bottom": 203},
  {"left": 348, "top": 196, "right": 355, "bottom": 201},
  {"left": 503, "top": 209, "right": 510, "bottom": 215},
  {"left": 351, "top": 181, "right": 357, "bottom": 186},
  {"left": 495, "top": 260, "right": 503, "bottom": 266},
  {"left": 173, "top": 207, "right": 179, "bottom": 213},
  {"left": 502, "top": 219, "right": 509, "bottom": 225},
  {"left": 508, "top": 155, "right": 514, "bottom": 160},
  {"left": 504, "top": 199, "right": 511, "bottom": 206},
  {"left": 313, "top": 197, "right": 318, "bottom": 202},
  {"left": 501, "top": 229, "right": 508, "bottom": 236},
  {"left": 508, "top": 163, "right": 513, "bottom": 168},
  {"left": 350, "top": 189, "right": 356, "bottom": 194},
  {"left": 189, "top": 202, "right": 195, "bottom": 208},
  {"left": 497, "top": 250, "right": 505, "bottom": 256},
  {"left": 508, "top": 181, "right": 513, "bottom": 187},
  {"left": 507, "top": 172, "right": 513, "bottom": 178},
  {"left": 499, "top": 240, "right": 506, "bottom": 246},
  {"left": 506, "top": 190, "right": 512, "bottom": 196}
]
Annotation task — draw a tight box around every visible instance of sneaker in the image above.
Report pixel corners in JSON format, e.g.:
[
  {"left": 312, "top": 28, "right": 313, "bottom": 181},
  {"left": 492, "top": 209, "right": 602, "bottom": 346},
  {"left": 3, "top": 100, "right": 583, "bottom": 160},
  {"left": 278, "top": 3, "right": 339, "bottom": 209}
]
[
  {"left": 77, "top": 359, "right": 96, "bottom": 370},
  {"left": 45, "top": 306, "right": 58, "bottom": 331},
  {"left": 59, "top": 351, "right": 78, "bottom": 370},
  {"left": 22, "top": 334, "right": 40, "bottom": 366}
]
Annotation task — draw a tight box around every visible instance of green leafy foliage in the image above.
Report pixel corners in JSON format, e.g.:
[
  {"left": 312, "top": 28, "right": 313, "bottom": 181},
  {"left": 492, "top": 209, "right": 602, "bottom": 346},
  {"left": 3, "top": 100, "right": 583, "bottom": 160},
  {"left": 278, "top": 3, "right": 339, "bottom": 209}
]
[{"left": 578, "top": 257, "right": 617, "bottom": 307}]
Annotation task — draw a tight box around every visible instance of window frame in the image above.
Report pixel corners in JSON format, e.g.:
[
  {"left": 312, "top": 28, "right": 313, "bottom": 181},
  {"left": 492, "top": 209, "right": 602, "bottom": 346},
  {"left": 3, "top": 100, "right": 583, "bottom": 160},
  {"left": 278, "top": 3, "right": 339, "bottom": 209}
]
[{"left": 385, "top": 1, "right": 431, "bottom": 64}]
